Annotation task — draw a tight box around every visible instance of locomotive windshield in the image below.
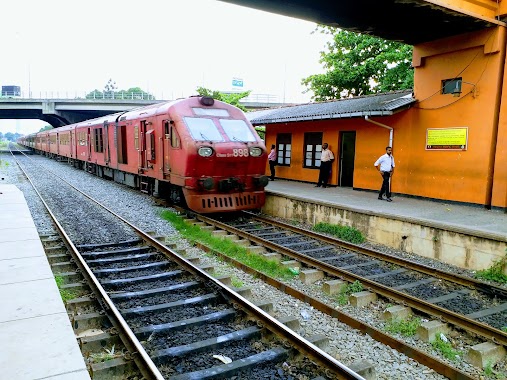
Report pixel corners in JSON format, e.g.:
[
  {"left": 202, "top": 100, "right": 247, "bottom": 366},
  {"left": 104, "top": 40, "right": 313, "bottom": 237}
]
[
  {"left": 220, "top": 119, "right": 256, "bottom": 142},
  {"left": 184, "top": 117, "right": 224, "bottom": 142}
]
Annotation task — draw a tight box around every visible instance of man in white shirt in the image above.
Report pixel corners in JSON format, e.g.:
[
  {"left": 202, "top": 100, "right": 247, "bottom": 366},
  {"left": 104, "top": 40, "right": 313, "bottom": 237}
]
[
  {"left": 374, "top": 146, "right": 395, "bottom": 202},
  {"left": 315, "top": 143, "right": 334, "bottom": 188}
]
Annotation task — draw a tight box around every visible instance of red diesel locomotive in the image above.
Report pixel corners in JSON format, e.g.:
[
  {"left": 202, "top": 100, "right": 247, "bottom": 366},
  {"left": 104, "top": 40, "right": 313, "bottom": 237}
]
[{"left": 20, "top": 96, "right": 269, "bottom": 213}]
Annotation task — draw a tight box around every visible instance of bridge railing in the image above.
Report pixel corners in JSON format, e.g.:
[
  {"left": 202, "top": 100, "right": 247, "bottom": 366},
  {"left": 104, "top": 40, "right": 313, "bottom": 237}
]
[
  {"left": 0, "top": 90, "right": 296, "bottom": 105},
  {"left": 0, "top": 90, "right": 159, "bottom": 101}
]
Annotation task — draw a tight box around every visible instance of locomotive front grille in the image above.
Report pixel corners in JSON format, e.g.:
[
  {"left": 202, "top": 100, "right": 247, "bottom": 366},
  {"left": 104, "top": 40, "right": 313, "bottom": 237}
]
[{"left": 199, "top": 194, "right": 259, "bottom": 211}]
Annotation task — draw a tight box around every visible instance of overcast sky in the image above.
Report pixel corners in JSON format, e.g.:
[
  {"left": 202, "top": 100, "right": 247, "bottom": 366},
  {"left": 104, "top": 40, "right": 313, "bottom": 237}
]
[{"left": 1, "top": 0, "right": 330, "bottom": 135}]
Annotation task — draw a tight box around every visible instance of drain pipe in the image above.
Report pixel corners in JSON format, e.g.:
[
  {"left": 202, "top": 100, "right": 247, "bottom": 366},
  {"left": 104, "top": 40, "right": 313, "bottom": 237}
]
[
  {"left": 364, "top": 115, "right": 393, "bottom": 147},
  {"left": 365, "top": 116, "right": 394, "bottom": 196}
]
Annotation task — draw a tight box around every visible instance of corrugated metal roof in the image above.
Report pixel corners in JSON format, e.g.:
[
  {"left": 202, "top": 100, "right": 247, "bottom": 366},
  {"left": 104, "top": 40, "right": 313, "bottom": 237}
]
[{"left": 247, "top": 90, "right": 415, "bottom": 125}]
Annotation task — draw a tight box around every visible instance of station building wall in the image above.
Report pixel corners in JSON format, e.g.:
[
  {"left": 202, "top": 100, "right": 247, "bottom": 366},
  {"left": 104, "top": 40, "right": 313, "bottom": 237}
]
[{"left": 265, "top": 26, "right": 507, "bottom": 210}]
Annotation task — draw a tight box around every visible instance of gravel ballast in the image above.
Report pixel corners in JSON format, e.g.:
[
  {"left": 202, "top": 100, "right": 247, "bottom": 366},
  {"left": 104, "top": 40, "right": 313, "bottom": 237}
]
[{"left": 1, "top": 152, "right": 503, "bottom": 380}]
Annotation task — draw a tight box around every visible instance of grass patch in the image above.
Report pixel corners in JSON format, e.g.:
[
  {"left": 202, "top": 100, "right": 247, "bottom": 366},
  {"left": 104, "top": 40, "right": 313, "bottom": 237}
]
[
  {"left": 89, "top": 345, "right": 121, "bottom": 363},
  {"left": 335, "top": 280, "right": 363, "bottom": 305},
  {"left": 431, "top": 334, "right": 460, "bottom": 361},
  {"left": 483, "top": 360, "right": 507, "bottom": 379},
  {"left": 231, "top": 277, "right": 244, "bottom": 288},
  {"left": 54, "top": 275, "right": 76, "bottom": 302},
  {"left": 312, "top": 222, "right": 365, "bottom": 244},
  {"left": 384, "top": 317, "right": 421, "bottom": 337},
  {"left": 160, "top": 210, "right": 297, "bottom": 281},
  {"left": 475, "top": 251, "right": 507, "bottom": 284}
]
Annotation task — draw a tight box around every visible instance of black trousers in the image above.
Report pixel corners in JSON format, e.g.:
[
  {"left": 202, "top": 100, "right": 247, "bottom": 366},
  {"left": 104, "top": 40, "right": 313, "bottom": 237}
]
[
  {"left": 317, "top": 161, "right": 332, "bottom": 186},
  {"left": 269, "top": 161, "right": 276, "bottom": 180},
  {"left": 379, "top": 171, "right": 391, "bottom": 198}
]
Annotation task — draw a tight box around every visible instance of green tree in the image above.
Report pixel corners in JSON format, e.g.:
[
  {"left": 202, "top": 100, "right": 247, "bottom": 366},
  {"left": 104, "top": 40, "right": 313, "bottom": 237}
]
[
  {"left": 85, "top": 80, "right": 154, "bottom": 100},
  {"left": 4, "top": 132, "right": 14, "bottom": 141},
  {"left": 196, "top": 87, "right": 251, "bottom": 112},
  {"left": 0, "top": 132, "right": 3, "bottom": 140},
  {"left": 38, "top": 125, "right": 53, "bottom": 132},
  {"left": 302, "top": 27, "right": 413, "bottom": 101}
]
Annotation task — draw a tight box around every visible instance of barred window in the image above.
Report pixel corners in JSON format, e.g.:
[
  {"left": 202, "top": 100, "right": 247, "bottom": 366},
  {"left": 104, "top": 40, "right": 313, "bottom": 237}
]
[
  {"left": 303, "top": 132, "right": 323, "bottom": 168},
  {"left": 276, "top": 133, "right": 292, "bottom": 166}
]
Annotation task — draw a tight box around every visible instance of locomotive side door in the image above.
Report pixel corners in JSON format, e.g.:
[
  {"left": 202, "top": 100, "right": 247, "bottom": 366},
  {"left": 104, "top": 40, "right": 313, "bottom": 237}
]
[
  {"left": 103, "top": 121, "right": 110, "bottom": 164},
  {"left": 116, "top": 122, "right": 128, "bottom": 165},
  {"left": 70, "top": 129, "right": 75, "bottom": 158},
  {"left": 140, "top": 120, "right": 147, "bottom": 169},
  {"left": 162, "top": 120, "right": 171, "bottom": 177},
  {"left": 87, "top": 128, "right": 92, "bottom": 160}
]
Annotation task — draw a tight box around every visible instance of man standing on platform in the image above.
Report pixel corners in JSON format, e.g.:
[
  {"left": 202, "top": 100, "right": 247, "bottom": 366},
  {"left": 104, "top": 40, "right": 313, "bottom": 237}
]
[
  {"left": 374, "top": 146, "right": 395, "bottom": 202},
  {"left": 315, "top": 143, "right": 334, "bottom": 188},
  {"left": 268, "top": 144, "right": 277, "bottom": 181}
]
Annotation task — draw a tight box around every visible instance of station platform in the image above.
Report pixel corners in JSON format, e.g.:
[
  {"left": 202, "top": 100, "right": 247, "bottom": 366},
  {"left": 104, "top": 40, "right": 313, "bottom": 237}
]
[
  {"left": 265, "top": 180, "right": 507, "bottom": 238},
  {"left": 0, "top": 185, "right": 90, "bottom": 379},
  {"left": 264, "top": 180, "right": 506, "bottom": 270}
]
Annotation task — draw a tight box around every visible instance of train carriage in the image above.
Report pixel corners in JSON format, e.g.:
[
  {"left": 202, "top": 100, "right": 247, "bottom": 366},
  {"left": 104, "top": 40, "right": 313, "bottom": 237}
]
[{"left": 21, "top": 96, "right": 269, "bottom": 213}]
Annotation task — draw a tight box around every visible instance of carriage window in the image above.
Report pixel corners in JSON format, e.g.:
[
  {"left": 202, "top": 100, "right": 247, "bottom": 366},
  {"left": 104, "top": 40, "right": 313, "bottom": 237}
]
[
  {"left": 220, "top": 119, "right": 256, "bottom": 142},
  {"left": 184, "top": 117, "right": 223, "bottom": 141},
  {"left": 94, "top": 128, "right": 104, "bottom": 152},
  {"left": 134, "top": 125, "right": 139, "bottom": 150}
]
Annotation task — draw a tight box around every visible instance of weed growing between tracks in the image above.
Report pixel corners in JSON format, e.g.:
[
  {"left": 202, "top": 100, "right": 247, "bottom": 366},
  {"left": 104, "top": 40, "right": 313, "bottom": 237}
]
[
  {"left": 160, "top": 210, "right": 297, "bottom": 281},
  {"left": 89, "top": 345, "right": 121, "bottom": 363},
  {"left": 54, "top": 275, "right": 76, "bottom": 302},
  {"left": 336, "top": 280, "right": 363, "bottom": 305},
  {"left": 431, "top": 334, "right": 461, "bottom": 361},
  {"left": 384, "top": 317, "right": 421, "bottom": 337},
  {"left": 312, "top": 222, "right": 365, "bottom": 244}
]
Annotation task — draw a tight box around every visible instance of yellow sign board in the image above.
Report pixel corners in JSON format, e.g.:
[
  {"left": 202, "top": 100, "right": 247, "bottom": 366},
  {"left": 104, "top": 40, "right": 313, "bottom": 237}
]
[{"left": 426, "top": 128, "right": 468, "bottom": 150}]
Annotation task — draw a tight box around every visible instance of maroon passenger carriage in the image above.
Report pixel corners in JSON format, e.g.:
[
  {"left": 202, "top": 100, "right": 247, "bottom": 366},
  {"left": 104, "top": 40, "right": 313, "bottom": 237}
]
[{"left": 19, "top": 96, "right": 269, "bottom": 213}]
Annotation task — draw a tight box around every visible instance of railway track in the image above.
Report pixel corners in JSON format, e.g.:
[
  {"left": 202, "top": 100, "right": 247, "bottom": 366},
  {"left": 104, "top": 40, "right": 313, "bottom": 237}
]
[
  {"left": 199, "top": 212, "right": 507, "bottom": 342},
  {"left": 10, "top": 151, "right": 364, "bottom": 379},
  {"left": 168, "top": 210, "right": 507, "bottom": 379}
]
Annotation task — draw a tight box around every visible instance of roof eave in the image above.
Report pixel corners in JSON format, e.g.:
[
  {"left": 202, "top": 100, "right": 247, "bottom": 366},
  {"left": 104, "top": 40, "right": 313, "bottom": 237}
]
[{"left": 252, "top": 110, "right": 396, "bottom": 125}]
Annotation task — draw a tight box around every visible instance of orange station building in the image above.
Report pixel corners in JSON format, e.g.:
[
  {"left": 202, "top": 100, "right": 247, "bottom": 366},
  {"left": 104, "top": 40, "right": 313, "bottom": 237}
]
[{"left": 250, "top": 25, "right": 507, "bottom": 211}]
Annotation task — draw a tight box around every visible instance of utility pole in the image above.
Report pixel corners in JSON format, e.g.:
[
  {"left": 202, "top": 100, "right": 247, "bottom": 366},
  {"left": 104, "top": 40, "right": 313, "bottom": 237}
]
[{"left": 28, "top": 64, "right": 31, "bottom": 98}]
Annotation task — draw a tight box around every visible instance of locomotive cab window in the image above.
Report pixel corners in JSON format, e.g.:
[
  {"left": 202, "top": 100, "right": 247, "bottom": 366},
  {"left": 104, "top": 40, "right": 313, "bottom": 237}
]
[
  {"left": 193, "top": 108, "right": 229, "bottom": 117},
  {"left": 220, "top": 119, "right": 256, "bottom": 142},
  {"left": 171, "top": 126, "right": 180, "bottom": 148},
  {"left": 164, "top": 120, "right": 180, "bottom": 148},
  {"left": 184, "top": 117, "right": 223, "bottom": 142}
]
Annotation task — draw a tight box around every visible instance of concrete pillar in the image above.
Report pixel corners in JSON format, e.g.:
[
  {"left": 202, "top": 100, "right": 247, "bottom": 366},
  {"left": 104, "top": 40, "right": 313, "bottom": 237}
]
[
  {"left": 322, "top": 279, "right": 347, "bottom": 295},
  {"left": 416, "top": 320, "right": 450, "bottom": 342},
  {"left": 349, "top": 291, "right": 377, "bottom": 307},
  {"left": 299, "top": 269, "right": 324, "bottom": 284},
  {"left": 466, "top": 342, "right": 506, "bottom": 368}
]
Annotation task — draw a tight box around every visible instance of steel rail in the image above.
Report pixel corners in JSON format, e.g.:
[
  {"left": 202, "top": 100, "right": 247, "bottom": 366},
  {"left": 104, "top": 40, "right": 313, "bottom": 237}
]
[
  {"left": 14, "top": 152, "right": 365, "bottom": 380},
  {"left": 190, "top": 239, "right": 476, "bottom": 380},
  {"left": 245, "top": 212, "right": 507, "bottom": 299},
  {"left": 195, "top": 213, "right": 507, "bottom": 347},
  {"left": 11, "top": 150, "right": 165, "bottom": 380}
]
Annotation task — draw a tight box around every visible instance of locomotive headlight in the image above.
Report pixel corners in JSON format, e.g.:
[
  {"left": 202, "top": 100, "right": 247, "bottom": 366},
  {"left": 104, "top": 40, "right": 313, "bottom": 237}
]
[
  {"left": 249, "top": 147, "right": 262, "bottom": 157},
  {"left": 198, "top": 146, "right": 214, "bottom": 157},
  {"left": 199, "top": 177, "right": 214, "bottom": 190}
]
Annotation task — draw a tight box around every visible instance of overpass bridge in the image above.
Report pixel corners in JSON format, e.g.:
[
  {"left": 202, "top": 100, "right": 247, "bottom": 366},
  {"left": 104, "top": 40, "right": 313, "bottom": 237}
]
[
  {"left": 220, "top": 0, "right": 507, "bottom": 45},
  {"left": 0, "top": 97, "right": 164, "bottom": 127},
  {"left": 0, "top": 93, "right": 288, "bottom": 128}
]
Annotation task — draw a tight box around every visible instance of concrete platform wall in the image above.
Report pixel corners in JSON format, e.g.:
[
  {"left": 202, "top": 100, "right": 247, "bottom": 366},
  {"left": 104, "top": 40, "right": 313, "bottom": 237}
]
[{"left": 262, "top": 195, "right": 506, "bottom": 271}]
